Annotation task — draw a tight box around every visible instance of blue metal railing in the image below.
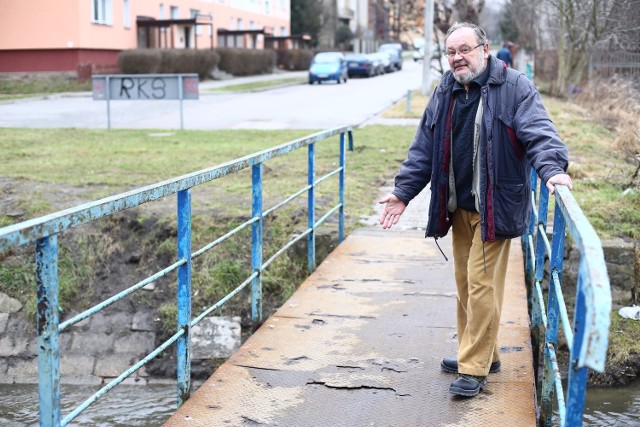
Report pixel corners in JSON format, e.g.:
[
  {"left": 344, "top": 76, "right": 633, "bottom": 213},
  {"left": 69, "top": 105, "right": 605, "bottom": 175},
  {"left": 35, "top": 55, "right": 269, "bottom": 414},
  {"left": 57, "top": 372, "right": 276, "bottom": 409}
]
[
  {"left": 522, "top": 168, "right": 612, "bottom": 427},
  {"left": 0, "top": 125, "right": 354, "bottom": 426}
]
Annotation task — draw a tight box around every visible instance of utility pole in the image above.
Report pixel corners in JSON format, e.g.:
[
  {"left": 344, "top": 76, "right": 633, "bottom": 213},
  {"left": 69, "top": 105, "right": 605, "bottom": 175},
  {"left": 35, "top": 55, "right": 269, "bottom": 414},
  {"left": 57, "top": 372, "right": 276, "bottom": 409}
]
[{"left": 422, "top": 0, "right": 434, "bottom": 96}]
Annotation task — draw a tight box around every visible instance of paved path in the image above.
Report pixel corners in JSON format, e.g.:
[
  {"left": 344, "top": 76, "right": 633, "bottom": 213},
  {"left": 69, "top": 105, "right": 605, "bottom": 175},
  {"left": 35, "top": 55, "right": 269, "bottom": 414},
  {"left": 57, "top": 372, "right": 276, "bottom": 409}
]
[{"left": 163, "top": 187, "right": 536, "bottom": 426}]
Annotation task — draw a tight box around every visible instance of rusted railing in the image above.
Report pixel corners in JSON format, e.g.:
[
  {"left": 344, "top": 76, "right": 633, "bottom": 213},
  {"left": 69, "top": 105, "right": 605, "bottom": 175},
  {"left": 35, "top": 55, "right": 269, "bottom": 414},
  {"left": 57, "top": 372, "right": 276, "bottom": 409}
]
[
  {"left": 523, "top": 168, "right": 611, "bottom": 427},
  {"left": 0, "top": 126, "right": 354, "bottom": 426}
]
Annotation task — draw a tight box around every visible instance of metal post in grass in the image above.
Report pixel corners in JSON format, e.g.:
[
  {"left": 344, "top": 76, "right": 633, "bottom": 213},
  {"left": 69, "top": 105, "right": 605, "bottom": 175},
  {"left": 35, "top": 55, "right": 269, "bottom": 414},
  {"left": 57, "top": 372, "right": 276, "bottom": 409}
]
[
  {"left": 178, "top": 74, "right": 184, "bottom": 130},
  {"left": 176, "top": 189, "right": 192, "bottom": 406},
  {"left": 251, "top": 163, "right": 263, "bottom": 323},
  {"left": 36, "top": 235, "right": 61, "bottom": 427},
  {"left": 406, "top": 89, "right": 412, "bottom": 113},
  {"left": 339, "top": 132, "right": 346, "bottom": 243},
  {"left": 106, "top": 75, "right": 111, "bottom": 130},
  {"left": 307, "top": 143, "right": 316, "bottom": 273}
]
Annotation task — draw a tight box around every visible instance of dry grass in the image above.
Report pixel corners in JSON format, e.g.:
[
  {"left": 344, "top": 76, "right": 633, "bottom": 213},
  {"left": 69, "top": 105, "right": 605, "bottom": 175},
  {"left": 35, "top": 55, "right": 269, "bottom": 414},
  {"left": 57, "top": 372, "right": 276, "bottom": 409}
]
[{"left": 574, "top": 77, "right": 640, "bottom": 187}]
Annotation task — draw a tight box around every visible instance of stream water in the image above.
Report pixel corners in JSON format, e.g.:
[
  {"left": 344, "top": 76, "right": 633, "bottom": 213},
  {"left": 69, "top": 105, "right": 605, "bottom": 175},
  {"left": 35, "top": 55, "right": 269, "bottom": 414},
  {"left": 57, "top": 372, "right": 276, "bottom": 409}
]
[{"left": 1, "top": 380, "right": 639, "bottom": 426}]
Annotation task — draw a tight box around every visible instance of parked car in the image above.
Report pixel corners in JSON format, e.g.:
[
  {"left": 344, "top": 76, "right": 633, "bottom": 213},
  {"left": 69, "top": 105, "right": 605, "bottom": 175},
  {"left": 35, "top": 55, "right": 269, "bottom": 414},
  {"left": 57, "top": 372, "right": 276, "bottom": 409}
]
[
  {"left": 413, "top": 44, "right": 442, "bottom": 62},
  {"left": 368, "top": 52, "right": 392, "bottom": 74},
  {"left": 379, "top": 43, "right": 403, "bottom": 70},
  {"left": 345, "top": 53, "right": 376, "bottom": 77},
  {"left": 308, "top": 52, "right": 348, "bottom": 84}
]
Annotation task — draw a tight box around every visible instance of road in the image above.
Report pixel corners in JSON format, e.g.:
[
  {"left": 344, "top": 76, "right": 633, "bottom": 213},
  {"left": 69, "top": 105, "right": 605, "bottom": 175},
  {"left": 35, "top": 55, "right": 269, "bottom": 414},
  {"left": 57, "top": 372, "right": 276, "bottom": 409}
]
[{"left": 0, "top": 60, "right": 440, "bottom": 130}]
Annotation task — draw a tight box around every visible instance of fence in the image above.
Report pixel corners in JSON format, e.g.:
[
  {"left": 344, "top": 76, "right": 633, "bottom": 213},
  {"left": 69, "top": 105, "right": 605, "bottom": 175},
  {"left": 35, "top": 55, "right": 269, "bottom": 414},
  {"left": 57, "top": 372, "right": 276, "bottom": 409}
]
[
  {"left": 522, "top": 168, "right": 612, "bottom": 427},
  {"left": 0, "top": 125, "right": 353, "bottom": 426},
  {"left": 589, "top": 50, "right": 640, "bottom": 80}
]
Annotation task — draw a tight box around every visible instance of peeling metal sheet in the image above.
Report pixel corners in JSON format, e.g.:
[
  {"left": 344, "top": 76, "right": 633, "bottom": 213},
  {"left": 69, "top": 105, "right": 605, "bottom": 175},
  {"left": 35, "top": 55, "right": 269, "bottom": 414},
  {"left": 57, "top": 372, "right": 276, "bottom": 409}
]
[{"left": 164, "top": 229, "right": 536, "bottom": 426}]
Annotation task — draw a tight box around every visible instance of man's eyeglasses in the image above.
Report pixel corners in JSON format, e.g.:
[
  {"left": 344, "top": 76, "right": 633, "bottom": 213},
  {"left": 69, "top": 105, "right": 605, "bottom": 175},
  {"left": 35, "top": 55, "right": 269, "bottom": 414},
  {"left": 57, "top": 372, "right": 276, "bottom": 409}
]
[{"left": 445, "top": 43, "right": 484, "bottom": 58}]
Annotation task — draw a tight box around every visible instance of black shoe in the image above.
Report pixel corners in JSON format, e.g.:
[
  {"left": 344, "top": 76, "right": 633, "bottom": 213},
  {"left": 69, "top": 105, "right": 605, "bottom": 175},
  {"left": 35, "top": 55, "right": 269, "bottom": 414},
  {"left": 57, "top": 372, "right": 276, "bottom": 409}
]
[
  {"left": 449, "top": 374, "right": 487, "bottom": 397},
  {"left": 440, "top": 357, "right": 501, "bottom": 374}
]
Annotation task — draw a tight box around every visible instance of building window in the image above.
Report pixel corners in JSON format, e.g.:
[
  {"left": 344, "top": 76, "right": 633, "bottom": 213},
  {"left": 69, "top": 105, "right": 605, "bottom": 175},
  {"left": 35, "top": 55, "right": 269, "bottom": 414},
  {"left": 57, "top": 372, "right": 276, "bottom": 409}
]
[
  {"left": 123, "top": 0, "right": 131, "bottom": 29},
  {"left": 264, "top": 0, "right": 271, "bottom": 14},
  {"left": 191, "top": 9, "right": 202, "bottom": 35},
  {"left": 92, "top": 0, "right": 113, "bottom": 25},
  {"left": 281, "top": 26, "right": 286, "bottom": 36},
  {"left": 170, "top": 6, "right": 179, "bottom": 19},
  {"left": 159, "top": 3, "right": 165, "bottom": 19},
  {"left": 237, "top": 18, "right": 243, "bottom": 30},
  {"left": 229, "top": 17, "right": 235, "bottom": 29},
  {"left": 249, "top": 21, "right": 255, "bottom": 30}
]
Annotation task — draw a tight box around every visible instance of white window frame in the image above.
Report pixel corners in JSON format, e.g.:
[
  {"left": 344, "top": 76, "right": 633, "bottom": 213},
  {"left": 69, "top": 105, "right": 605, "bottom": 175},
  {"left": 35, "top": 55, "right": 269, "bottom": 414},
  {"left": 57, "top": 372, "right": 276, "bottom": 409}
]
[
  {"left": 91, "top": 0, "right": 113, "bottom": 25},
  {"left": 159, "top": 3, "right": 165, "bottom": 19},
  {"left": 191, "top": 9, "right": 202, "bottom": 35},
  {"left": 123, "top": 0, "right": 131, "bottom": 29},
  {"left": 170, "top": 5, "right": 179, "bottom": 19}
]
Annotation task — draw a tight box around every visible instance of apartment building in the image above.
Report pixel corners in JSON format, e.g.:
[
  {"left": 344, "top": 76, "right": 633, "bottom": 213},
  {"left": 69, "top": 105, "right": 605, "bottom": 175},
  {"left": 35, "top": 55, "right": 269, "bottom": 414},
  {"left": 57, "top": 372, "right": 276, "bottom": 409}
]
[{"left": 0, "top": 0, "right": 290, "bottom": 73}]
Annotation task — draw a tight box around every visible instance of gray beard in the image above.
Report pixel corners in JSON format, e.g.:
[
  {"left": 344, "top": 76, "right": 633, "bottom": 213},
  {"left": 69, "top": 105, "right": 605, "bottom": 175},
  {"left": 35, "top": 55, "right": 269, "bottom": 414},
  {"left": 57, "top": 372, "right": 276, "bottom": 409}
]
[
  {"left": 452, "top": 56, "right": 487, "bottom": 85},
  {"left": 454, "top": 70, "right": 476, "bottom": 85}
]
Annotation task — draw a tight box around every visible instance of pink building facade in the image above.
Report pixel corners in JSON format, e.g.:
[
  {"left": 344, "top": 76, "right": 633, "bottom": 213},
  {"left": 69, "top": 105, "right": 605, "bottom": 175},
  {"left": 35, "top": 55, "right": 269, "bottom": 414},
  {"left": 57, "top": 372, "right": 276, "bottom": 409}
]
[{"left": 0, "top": 0, "right": 291, "bottom": 73}]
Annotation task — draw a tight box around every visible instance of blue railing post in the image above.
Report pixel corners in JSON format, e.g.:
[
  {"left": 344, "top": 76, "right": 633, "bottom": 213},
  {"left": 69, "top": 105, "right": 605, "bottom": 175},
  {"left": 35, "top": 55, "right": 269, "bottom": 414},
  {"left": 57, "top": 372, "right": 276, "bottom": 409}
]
[
  {"left": 532, "top": 180, "right": 550, "bottom": 387},
  {"left": 524, "top": 170, "right": 538, "bottom": 286},
  {"left": 251, "top": 163, "right": 263, "bottom": 323},
  {"left": 36, "top": 235, "right": 61, "bottom": 427},
  {"left": 541, "top": 204, "right": 567, "bottom": 426},
  {"left": 565, "top": 262, "right": 589, "bottom": 426},
  {"left": 338, "top": 132, "right": 346, "bottom": 243},
  {"left": 307, "top": 143, "right": 316, "bottom": 273},
  {"left": 176, "top": 189, "right": 192, "bottom": 406}
]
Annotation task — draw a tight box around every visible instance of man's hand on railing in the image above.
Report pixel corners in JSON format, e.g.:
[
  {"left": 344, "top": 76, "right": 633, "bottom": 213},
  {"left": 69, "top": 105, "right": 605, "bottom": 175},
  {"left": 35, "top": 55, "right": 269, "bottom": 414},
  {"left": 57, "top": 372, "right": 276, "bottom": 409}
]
[
  {"left": 378, "top": 194, "right": 407, "bottom": 229},
  {"left": 546, "top": 173, "right": 573, "bottom": 195}
]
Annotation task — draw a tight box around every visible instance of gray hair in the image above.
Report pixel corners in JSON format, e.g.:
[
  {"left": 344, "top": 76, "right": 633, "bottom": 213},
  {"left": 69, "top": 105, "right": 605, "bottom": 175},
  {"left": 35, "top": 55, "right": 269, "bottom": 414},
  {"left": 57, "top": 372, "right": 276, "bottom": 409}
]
[{"left": 444, "top": 22, "right": 488, "bottom": 46}]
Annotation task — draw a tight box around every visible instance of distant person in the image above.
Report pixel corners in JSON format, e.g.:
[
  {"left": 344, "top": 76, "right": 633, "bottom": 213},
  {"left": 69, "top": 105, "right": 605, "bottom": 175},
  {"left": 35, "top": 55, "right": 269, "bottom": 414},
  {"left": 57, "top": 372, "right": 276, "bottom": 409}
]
[
  {"left": 496, "top": 42, "right": 513, "bottom": 67},
  {"left": 378, "top": 22, "right": 572, "bottom": 398}
]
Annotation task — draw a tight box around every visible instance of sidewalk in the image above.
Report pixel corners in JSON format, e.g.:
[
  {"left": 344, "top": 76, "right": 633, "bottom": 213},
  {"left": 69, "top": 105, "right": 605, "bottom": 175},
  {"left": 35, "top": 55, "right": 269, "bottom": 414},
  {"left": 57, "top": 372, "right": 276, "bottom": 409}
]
[{"left": 199, "top": 69, "right": 308, "bottom": 91}]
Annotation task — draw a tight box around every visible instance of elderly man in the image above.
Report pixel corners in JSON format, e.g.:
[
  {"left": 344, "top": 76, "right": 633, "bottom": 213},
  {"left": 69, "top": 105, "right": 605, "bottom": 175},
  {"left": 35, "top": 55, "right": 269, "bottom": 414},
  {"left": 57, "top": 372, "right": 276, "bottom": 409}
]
[{"left": 378, "top": 22, "right": 572, "bottom": 397}]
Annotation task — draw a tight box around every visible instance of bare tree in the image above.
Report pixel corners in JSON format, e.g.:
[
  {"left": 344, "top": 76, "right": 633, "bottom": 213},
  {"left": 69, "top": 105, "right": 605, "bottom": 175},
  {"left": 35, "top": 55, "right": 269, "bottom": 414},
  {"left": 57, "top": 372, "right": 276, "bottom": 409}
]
[
  {"left": 452, "top": 0, "right": 485, "bottom": 23},
  {"left": 536, "top": 0, "right": 640, "bottom": 95},
  {"left": 501, "top": 0, "right": 538, "bottom": 50}
]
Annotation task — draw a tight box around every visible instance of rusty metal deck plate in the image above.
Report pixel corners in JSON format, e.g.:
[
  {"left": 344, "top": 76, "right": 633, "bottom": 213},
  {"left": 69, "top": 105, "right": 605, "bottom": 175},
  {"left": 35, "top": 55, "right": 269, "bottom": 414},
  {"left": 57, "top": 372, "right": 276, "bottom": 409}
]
[{"left": 164, "top": 229, "right": 536, "bottom": 426}]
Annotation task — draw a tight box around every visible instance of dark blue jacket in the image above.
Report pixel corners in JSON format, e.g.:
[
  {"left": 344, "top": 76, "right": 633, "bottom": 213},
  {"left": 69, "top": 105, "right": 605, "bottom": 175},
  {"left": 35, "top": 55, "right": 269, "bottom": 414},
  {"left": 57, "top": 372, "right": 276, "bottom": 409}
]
[{"left": 393, "top": 56, "right": 569, "bottom": 242}]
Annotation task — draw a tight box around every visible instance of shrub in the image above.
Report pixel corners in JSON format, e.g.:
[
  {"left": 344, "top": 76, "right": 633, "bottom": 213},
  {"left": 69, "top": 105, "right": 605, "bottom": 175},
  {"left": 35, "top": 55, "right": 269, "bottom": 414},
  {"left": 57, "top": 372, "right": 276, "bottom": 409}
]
[
  {"left": 118, "top": 49, "right": 162, "bottom": 74},
  {"left": 215, "top": 48, "right": 276, "bottom": 76},
  {"left": 274, "top": 49, "right": 314, "bottom": 71},
  {"left": 117, "top": 49, "right": 220, "bottom": 79}
]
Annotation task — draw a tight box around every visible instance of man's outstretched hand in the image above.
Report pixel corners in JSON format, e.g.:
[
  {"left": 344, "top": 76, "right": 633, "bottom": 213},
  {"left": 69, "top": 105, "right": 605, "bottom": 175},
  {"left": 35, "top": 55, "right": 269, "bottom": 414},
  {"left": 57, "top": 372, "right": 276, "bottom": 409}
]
[{"left": 378, "top": 194, "right": 407, "bottom": 229}]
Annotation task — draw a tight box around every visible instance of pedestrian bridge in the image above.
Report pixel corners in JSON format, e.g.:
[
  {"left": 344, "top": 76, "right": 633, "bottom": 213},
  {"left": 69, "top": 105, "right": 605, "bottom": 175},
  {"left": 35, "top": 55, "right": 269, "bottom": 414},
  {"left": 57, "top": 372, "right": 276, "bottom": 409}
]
[
  {"left": 164, "top": 202, "right": 536, "bottom": 426},
  {"left": 0, "top": 126, "right": 611, "bottom": 426}
]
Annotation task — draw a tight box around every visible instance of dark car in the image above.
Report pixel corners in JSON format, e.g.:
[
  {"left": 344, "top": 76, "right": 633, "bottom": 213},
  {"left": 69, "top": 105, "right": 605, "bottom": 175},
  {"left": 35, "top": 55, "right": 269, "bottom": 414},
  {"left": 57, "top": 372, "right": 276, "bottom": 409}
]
[
  {"left": 379, "top": 43, "right": 403, "bottom": 71},
  {"left": 369, "top": 51, "right": 393, "bottom": 74},
  {"left": 345, "top": 53, "right": 376, "bottom": 77},
  {"left": 308, "top": 52, "right": 348, "bottom": 84}
]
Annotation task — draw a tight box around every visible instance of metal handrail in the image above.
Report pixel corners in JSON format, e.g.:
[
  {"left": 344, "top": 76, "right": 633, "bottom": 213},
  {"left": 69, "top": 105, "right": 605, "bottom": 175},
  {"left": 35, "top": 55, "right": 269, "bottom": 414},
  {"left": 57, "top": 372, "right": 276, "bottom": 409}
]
[
  {"left": 0, "top": 125, "right": 353, "bottom": 426},
  {"left": 522, "top": 168, "right": 611, "bottom": 427}
]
